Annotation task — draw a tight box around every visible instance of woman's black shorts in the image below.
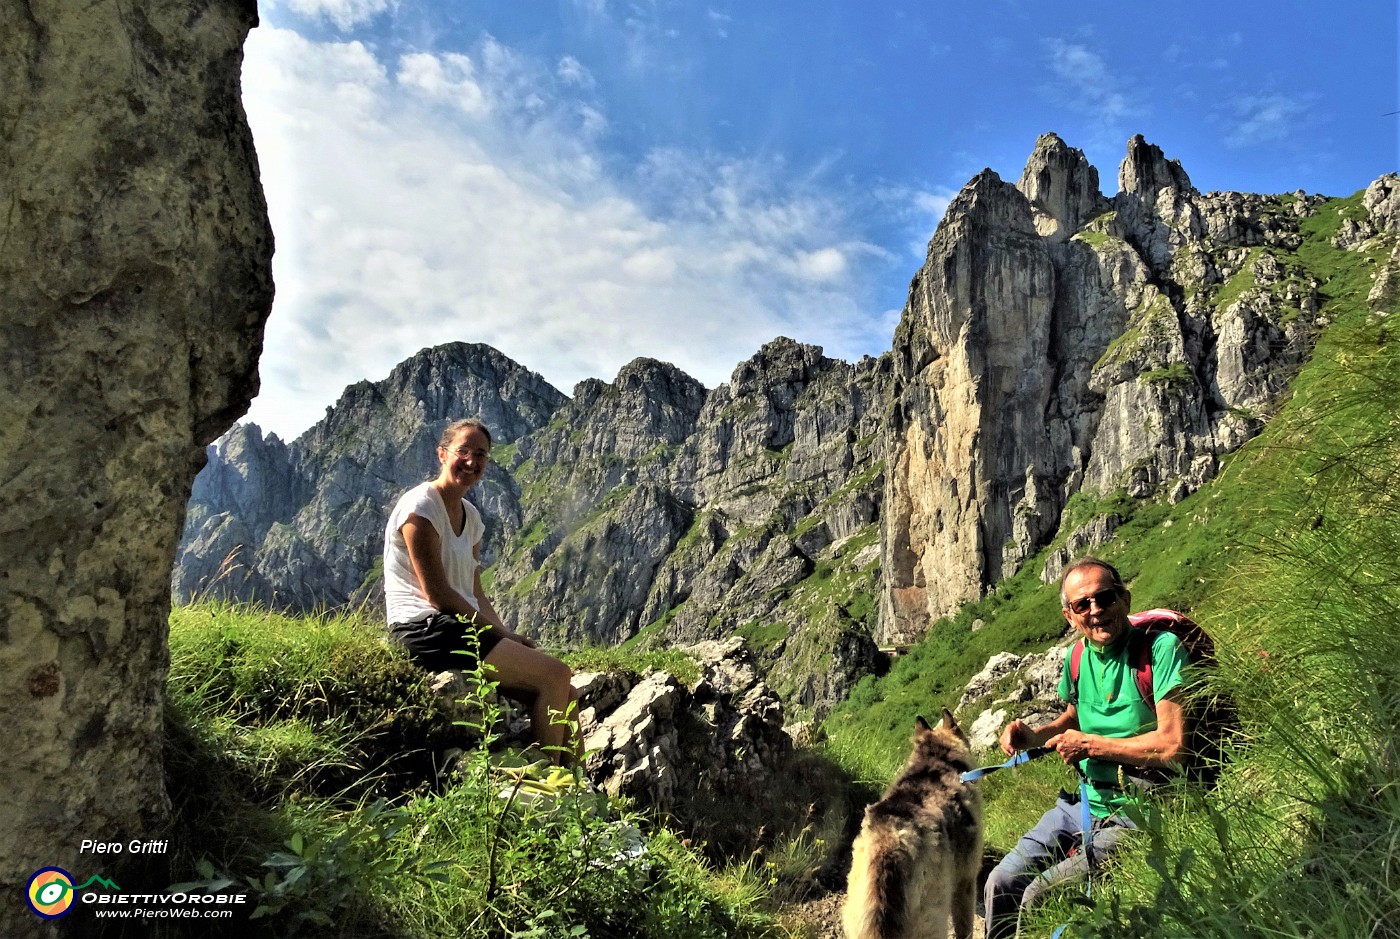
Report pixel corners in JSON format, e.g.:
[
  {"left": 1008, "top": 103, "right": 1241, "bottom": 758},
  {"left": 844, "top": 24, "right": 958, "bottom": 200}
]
[{"left": 388, "top": 612, "right": 503, "bottom": 672}]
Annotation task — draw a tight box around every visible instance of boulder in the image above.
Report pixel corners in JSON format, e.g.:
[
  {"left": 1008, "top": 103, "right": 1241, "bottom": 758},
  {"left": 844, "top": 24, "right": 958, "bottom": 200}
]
[
  {"left": 0, "top": 1, "right": 273, "bottom": 931},
  {"left": 582, "top": 638, "right": 792, "bottom": 820},
  {"left": 961, "top": 644, "right": 1071, "bottom": 754}
]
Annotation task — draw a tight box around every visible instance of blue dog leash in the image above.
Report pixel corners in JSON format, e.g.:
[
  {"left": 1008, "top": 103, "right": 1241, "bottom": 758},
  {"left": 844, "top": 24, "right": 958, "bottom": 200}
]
[
  {"left": 962, "top": 747, "right": 1093, "bottom": 938},
  {"left": 1048, "top": 772, "right": 1095, "bottom": 939},
  {"left": 959, "top": 746, "right": 1053, "bottom": 782},
  {"left": 960, "top": 748, "right": 1094, "bottom": 881}
]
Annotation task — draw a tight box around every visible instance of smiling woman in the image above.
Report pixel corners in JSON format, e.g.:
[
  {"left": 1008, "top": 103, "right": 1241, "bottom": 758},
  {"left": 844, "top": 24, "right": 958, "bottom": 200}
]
[{"left": 382, "top": 418, "right": 580, "bottom": 764}]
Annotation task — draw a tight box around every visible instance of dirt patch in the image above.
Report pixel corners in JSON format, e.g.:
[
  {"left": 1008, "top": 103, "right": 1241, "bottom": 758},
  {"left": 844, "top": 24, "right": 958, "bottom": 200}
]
[
  {"left": 777, "top": 892, "right": 986, "bottom": 938},
  {"left": 778, "top": 891, "right": 845, "bottom": 938}
]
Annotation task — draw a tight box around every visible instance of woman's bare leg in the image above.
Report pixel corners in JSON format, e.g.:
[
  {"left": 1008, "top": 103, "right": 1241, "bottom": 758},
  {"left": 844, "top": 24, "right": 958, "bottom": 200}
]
[{"left": 483, "top": 640, "right": 579, "bottom": 764}]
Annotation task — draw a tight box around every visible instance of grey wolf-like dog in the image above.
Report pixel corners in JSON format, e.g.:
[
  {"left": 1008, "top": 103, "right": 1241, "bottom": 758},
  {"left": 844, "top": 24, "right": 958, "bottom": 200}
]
[{"left": 843, "top": 708, "right": 983, "bottom": 939}]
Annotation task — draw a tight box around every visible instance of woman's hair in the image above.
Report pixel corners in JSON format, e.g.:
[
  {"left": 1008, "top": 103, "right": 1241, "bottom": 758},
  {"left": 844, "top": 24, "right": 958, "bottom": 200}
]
[{"left": 438, "top": 417, "right": 493, "bottom": 449}]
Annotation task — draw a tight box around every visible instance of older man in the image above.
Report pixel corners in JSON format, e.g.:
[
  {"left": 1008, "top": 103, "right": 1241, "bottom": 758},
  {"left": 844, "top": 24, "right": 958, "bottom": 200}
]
[{"left": 983, "top": 556, "right": 1190, "bottom": 938}]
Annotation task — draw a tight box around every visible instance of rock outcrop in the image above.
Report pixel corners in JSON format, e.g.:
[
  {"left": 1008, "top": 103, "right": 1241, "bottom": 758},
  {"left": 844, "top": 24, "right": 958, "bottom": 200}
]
[
  {"left": 959, "top": 645, "right": 1070, "bottom": 753},
  {"left": 880, "top": 133, "right": 1343, "bottom": 642},
  {"left": 0, "top": 1, "right": 273, "bottom": 933},
  {"left": 580, "top": 638, "right": 793, "bottom": 825},
  {"left": 424, "top": 638, "right": 794, "bottom": 843}
]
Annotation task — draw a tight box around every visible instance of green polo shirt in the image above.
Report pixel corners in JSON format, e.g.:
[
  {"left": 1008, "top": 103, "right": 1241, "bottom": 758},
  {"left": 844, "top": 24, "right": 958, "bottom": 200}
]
[{"left": 1058, "top": 629, "right": 1190, "bottom": 818}]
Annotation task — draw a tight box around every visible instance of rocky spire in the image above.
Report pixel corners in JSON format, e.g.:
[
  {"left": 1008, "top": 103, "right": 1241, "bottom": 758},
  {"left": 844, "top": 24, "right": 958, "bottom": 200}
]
[
  {"left": 881, "top": 166, "right": 1058, "bottom": 641},
  {"left": 1118, "top": 134, "right": 1196, "bottom": 202},
  {"left": 1016, "top": 132, "right": 1109, "bottom": 243},
  {"left": 1114, "top": 135, "right": 1204, "bottom": 273}
]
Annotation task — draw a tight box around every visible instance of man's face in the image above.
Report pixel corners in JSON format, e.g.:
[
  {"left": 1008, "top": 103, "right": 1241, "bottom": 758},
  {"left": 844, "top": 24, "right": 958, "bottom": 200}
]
[{"left": 1061, "top": 565, "right": 1130, "bottom": 647}]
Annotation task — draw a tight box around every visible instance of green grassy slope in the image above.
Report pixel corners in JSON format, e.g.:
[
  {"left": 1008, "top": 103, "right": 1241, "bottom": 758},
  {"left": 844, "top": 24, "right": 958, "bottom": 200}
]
[
  {"left": 162, "top": 605, "right": 792, "bottom": 938},
  {"left": 822, "top": 191, "right": 1399, "bottom": 936}
]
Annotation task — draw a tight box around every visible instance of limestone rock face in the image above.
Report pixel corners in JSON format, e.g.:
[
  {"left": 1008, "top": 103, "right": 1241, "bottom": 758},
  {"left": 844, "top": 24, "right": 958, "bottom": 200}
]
[
  {"left": 883, "top": 169, "right": 1059, "bottom": 640},
  {"left": 1041, "top": 513, "right": 1124, "bottom": 584},
  {"left": 880, "top": 134, "right": 1342, "bottom": 642},
  {"left": 490, "top": 356, "right": 709, "bottom": 646},
  {"left": 1364, "top": 174, "right": 1400, "bottom": 233},
  {"left": 174, "top": 423, "right": 304, "bottom": 601},
  {"left": 492, "top": 338, "right": 888, "bottom": 716},
  {"left": 1017, "top": 133, "right": 1110, "bottom": 243},
  {"left": 1116, "top": 134, "right": 1204, "bottom": 273},
  {"left": 962, "top": 644, "right": 1070, "bottom": 753},
  {"left": 581, "top": 638, "right": 792, "bottom": 821},
  {"left": 0, "top": 1, "right": 273, "bottom": 931}
]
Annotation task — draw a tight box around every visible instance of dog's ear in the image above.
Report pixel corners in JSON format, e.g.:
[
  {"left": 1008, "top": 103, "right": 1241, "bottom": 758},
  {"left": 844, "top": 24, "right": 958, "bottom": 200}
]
[
  {"left": 915, "top": 715, "right": 932, "bottom": 732},
  {"left": 940, "top": 707, "right": 958, "bottom": 732}
]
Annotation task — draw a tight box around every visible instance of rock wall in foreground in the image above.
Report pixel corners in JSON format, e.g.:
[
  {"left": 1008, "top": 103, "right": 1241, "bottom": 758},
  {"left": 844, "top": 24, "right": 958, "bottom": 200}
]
[{"left": 0, "top": 2, "right": 273, "bottom": 933}]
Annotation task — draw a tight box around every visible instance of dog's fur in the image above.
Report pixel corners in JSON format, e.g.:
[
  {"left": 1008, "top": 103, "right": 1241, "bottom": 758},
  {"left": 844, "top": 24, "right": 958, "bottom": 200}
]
[{"left": 842, "top": 708, "right": 983, "bottom": 939}]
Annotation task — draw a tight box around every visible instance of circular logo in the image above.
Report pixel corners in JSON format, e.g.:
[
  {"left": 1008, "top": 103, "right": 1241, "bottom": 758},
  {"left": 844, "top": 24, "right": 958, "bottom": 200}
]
[{"left": 27, "top": 868, "right": 76, "bottom": 919}]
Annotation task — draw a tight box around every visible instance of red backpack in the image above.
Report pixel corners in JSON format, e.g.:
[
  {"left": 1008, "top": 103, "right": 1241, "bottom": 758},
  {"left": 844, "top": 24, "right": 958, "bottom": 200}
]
[
  {"left": 1069, "top": 609, "right": 1216, "bottom": 712},
  {"left": 1069, "top": 609, "right": 1232, "bottom": 783}
]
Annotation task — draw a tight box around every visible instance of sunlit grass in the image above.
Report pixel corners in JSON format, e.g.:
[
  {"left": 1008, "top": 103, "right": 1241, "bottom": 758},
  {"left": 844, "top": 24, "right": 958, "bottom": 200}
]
[{"left": 163, "top": 599, "right": 803, "bottom": 937}]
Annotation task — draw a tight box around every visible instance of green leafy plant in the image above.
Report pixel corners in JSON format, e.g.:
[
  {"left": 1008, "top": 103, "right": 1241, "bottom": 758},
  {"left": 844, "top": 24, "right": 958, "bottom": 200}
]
[{"left": 249, "top": 799, "right": 449, "bottom": 929}]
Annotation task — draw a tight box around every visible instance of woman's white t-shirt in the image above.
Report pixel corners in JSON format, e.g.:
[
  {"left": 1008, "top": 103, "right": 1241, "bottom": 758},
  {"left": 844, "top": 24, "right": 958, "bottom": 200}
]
[{"left": 383, "top": 481, "right": 484, "bottom": 625}]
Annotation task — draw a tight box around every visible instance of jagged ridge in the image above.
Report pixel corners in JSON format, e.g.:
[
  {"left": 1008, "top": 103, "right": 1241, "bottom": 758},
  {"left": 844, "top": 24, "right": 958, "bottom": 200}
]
[{"left": 174, "top": 134, "right": 1400, "bottom": 717}]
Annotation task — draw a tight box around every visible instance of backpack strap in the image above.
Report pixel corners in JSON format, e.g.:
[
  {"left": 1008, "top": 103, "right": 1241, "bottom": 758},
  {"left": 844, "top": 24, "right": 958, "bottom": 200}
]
[
  {"left": 1069, "top": 639, "right": 1085, "bottom": 703},
  {"left": 1126, "top": 627, "right": 1157, "bottom": 712}
]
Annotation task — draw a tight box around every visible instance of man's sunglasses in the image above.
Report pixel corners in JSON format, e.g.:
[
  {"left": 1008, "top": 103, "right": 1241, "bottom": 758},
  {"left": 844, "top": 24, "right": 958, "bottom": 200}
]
[{"left": 1067, "top": 588, "right": 1120, "bottom": 615}]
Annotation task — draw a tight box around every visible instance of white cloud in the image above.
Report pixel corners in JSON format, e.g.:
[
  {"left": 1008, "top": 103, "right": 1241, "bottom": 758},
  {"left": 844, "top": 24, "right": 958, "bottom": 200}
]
[
  {"left": 281, "top": 0, "right": 393, "bottom": 31},
  {"left": 870, "top": 184, "right": 955, "bottom": 259},
  {"left": 239, "top": 27, "right": 883, "bottom": 439},
  {"left": 557, "top": 55, "right": 596, "bottom": 88},
  {"left": 707, "top": 9, "right": 732, "bottom": 39},
  {"left": 795, "top": 248, "right": 848, "bottom": 281},
  {"left": 397, "top": 52, "right": 489, "bottom": 116},
  {"left": 578, "top": 103, "right": 609, "bottom": 137},
  {"left": 1044, "top": 40, "right": 1137, "bottom": 124},
  {"left": 1225, "top": 93, "right": 1310, "bottom": 148}
]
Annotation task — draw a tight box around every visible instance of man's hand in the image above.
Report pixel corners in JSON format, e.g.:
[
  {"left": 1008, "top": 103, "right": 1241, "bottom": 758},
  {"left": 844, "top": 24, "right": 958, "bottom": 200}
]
[
  {"left": 1000, "top": 719, "right": 1030, "bottom": 756},
  {"left": 1047, "top": 729, "right": 1092, "bottom": 765}
]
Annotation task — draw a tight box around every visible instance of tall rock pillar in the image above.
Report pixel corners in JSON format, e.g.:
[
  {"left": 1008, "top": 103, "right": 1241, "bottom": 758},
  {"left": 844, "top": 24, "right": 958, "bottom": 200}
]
[
  {"left": 0, "top": 1, "right": 273, "bottom": 934},
  {"left": 880, "top": 170, "right": 1058, "bottom": 643}
]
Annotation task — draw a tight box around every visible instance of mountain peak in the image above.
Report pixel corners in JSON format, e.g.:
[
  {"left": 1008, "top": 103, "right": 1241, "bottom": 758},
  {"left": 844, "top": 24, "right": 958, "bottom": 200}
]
[
  {"left": 1118, "top": 134, "right": 1196, "bottom": 202},
  {"left": 1017, "top": 131, "right": 1107, "bottom": 243}
]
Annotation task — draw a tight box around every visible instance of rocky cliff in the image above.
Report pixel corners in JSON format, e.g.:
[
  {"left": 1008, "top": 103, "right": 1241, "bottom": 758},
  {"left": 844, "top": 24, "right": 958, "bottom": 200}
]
[
  {"left": 175, "top": 132, "right": 1394, "bottom": 717},
  {"left": 1, "top": 1, "right": 273, "bottom": 933},
  {"left": 493, "top": 337, "right": 889, "bottom": 717},
  {"left": 880, "top": 133, "right": 1350, "bottom": 642}
]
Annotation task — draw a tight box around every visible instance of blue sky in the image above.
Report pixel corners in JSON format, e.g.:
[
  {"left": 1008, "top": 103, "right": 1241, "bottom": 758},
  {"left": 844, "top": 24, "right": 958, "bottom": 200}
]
[{"left": 240, "top": 0, "right": 1398, "bottom": 439}]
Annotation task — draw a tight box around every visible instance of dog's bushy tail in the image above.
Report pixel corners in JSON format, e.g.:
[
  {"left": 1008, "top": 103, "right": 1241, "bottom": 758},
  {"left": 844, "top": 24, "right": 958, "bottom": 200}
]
[{"left": 842, "top": 824, "right": 912, "bottom": 939}]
